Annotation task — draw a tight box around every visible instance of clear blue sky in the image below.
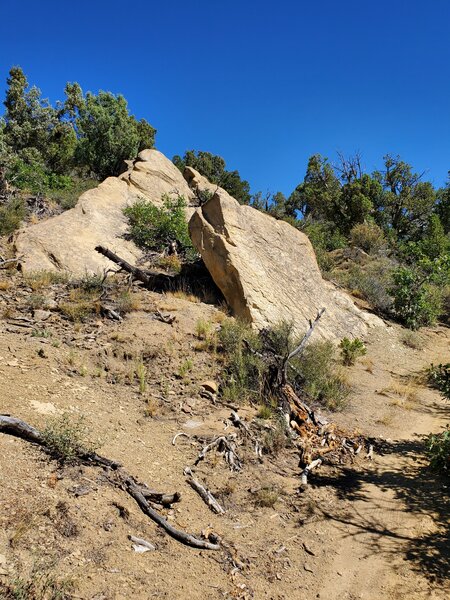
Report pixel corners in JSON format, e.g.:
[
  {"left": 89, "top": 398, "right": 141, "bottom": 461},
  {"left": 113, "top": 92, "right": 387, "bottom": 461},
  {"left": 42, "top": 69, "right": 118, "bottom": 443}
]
[{"left": 1, "top": 0, "right": 449, "bottom": 196}]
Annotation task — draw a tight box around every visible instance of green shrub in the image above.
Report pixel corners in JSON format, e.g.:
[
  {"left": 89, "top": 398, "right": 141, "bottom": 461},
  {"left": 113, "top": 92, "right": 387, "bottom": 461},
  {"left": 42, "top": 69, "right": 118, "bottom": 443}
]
[
  {"left": 218, "top": 318, "right": 265, "bottom": 403},
  {"left": 124, "top": 195, "right": 197, "bottom": 261},
  {"left": 0, "top": 197, "right": 26, "bottom": 235},
  {"left": 426, "top": 426, "right": 449, "bottom": 476},
  {"left": 339, "top": 337, "right": 366, "bottom": 366},
  {"left": 330, "top": 258, "right": 395, "bottom": 314},
  {"left": 427, "top": 363, "right": 450, "bottom": 400},
  {"left": 45, "top": 173, "right": 73, "bottom": 190},
  {"left": 293, "top": 341, "right": 351, "bottom": 410},
  {"left": 349, "top": 221, "right": 386, "bottom": 254},
  {"left": 300, "top": 220, "right": 347, "bottom": 272},
  {"left": 42, "top": 412, "right": 99, "bottom": 464},
  {"left": 389, "top": 267, "right": 442, "bottom": 329},
  {"left": 47, "top": 176, "right": 98, "bottom": 210}
]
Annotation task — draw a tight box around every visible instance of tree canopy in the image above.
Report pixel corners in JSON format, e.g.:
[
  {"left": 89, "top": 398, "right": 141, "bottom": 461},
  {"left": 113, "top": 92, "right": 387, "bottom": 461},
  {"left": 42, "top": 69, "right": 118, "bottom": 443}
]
[
  {"left": 0, "top": 66, "right": 156, "bottom": 191},
  {"left": 173, "top": 150, "right": 251, "bottom": 205}
]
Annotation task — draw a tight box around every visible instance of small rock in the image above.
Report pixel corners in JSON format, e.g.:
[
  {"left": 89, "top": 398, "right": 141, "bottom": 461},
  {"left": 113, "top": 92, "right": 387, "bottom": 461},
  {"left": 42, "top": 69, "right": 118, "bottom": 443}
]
[
  {"left": 304, "top": 564, "right": 314, "bottom": 573},
  {"left": 200, "top": 380, "right": 218, "bottom": 394},
  {"left": 34, "top": 309, "right": 51, "bottom": 321},
  {"left": 0, "top": 554, "right": 6, "bottom": 566}
]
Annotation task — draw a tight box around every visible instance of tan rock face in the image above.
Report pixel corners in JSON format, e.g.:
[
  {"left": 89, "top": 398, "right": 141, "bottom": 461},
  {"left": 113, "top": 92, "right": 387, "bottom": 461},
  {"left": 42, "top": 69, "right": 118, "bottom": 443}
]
[
  {"left": 15, "top": 150, "right": 194, "bottom": 275},
  {"left": 189, "top": 189, "right": 384, "bottom": 341}
]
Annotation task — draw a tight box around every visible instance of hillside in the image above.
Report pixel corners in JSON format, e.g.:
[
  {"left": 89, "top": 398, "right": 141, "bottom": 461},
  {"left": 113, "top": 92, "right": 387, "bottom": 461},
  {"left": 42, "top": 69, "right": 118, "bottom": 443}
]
[{"left": 0, "top": 266, "right": 448, "bottom": 599}]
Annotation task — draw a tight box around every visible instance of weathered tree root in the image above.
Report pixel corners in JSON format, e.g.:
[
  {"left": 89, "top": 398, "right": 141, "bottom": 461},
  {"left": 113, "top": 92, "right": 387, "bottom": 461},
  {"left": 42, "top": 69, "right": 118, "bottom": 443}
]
[{"left": 0, "top": 415, "right": 220, "bottom": 551}]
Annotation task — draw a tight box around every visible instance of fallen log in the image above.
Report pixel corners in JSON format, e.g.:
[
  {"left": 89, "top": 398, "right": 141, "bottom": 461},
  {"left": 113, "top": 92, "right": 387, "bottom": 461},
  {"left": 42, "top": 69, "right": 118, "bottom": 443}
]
[
  {"left": 0, "top": 415, "right": 219, "bottom": 551},
  {"left": 95, "top": 246, "right": 174, "bottom": 291}
]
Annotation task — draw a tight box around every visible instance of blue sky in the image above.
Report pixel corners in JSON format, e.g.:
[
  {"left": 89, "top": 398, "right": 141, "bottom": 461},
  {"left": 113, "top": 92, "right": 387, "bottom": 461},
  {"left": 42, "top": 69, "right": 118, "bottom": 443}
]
[{"left": 1, "top": 0, "right": 449, "bottom": 196}]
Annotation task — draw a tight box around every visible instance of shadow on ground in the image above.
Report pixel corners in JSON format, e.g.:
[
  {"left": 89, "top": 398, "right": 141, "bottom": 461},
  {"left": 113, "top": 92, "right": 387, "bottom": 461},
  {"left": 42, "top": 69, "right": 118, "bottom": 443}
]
[{"left": 312, "top": 436, "right": 449, "bottom": 584}]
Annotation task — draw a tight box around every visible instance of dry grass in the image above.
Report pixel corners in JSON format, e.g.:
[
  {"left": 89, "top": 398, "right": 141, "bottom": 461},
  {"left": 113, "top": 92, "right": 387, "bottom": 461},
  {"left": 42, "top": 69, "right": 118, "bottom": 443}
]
[
  {"left": 24, "top": 270, "right": 69, "bottom": 290},
  {"left": 400, "top": 330, "right": 425, "bottom": 350},
  {"left": 380, "top": 379, "right": 420, "bottom": 409},
  {"left": 144, "top": 396, "right": 159, "bottom": 417},
  {"left": 157, "top": 254, "right": 182, "bottom": 273},
  {"left": 376, "top": 413, "right": 394, "bottom": 426},
  {"left": 167, "top": 289, "right": 199, "bottom": 303},
  {"left": 59, "top": 288, "right": 100, "bottom": 322},
  {"left": 115, "top": 291, "right": 141, "bottom": 314},
  {"left": 361, "top": 356, "right": 374, "bottom": 373},
  {"left": 253, "top": 484, "right": 280, "bottom": 508}
]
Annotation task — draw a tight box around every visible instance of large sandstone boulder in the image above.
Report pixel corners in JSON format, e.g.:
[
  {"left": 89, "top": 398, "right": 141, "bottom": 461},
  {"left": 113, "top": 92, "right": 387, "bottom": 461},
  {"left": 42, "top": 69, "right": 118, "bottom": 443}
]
[
  {"left": 15, "top": 150, "right": 194, "bottom": 275},
  {"left": 189, "top": 186, "right": 384, "bottom": 341}
]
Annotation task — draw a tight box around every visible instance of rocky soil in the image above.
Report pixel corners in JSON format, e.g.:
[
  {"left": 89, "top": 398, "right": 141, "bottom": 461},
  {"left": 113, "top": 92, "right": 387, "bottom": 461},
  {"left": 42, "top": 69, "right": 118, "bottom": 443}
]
[{"left": 0, "top": 266, "right": 448, "bottom": 599}]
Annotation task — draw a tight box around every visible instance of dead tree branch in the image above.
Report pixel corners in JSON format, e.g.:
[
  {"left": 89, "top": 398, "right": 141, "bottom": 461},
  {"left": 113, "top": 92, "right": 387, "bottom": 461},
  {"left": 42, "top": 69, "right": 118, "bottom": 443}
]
[
  {"left": 184, "top": 468, "right": 225, "bottom": 514},
  {"left": 95, "top": 246, "right": 174, "bottom": 291},
  {"left": 282, "top": 308, "right": 326, "bottom": 382},
  {"left": 0, "top": 415, "right": 219, "bottom": 551},
  {"left": 193, "top": 435, "right": 242, "bottom": 472}
]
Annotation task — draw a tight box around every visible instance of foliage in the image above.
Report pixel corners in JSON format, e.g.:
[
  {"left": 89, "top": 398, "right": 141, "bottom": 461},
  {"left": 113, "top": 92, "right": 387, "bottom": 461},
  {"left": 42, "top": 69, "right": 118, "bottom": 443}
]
[
  {"left": 173, "top": 149, "right": 251, "bottom": 204},
  {"left": 339, "top": 337, "right": 367, "bottom": 366},
  {"left": 293, "top": 340, "right": 351, "bottom": 410},
  {"left": 372, "top": 155, "right": 437, "bottom": 241},
  {"left": 427, "top": 363, "right": 450, "bottom": 400},
  {"left": 436, "top": 179, "right": 450, "bottom": 233},
  {"left": 349, "top": 221, "right": 387, "bottom": 254},
  {"left": 42, "top": 412, "right": 99, "bottom": 464},
  {"left": 124, "top": 195, "right": 196, "bottom": 261},
  {"left": 389, "top": 266, "right": 443, "bottom": 329},
  {"left": 218, "top": 318, "right": 265, "bottom": 403},
  {"left": 0, "top": 66, "right": 156, "bottom": 210},
  {"left": 70, "top": 87, "right": 155, "bottom": 179},
  {"left": 425, "top": 426, "right": 450, "bottom": 476},
  {"left": 0, "top": 197, "right": 25, "bottom": 235},
  {"left": 330, "top": 257, "right": 395, "bottom": 314},
  {"left": 299, "top": 219, "right": 347, "bottom": 271}
]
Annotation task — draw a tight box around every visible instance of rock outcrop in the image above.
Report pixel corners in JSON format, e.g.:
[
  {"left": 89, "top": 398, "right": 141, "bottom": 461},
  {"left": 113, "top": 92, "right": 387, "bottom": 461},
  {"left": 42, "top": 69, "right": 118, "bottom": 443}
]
[
  {"left": 15, "top": 150, "right": 194, "bottom": 275},
  {"left": 188, "top": 183, "right": 384, "bottom": 340}
]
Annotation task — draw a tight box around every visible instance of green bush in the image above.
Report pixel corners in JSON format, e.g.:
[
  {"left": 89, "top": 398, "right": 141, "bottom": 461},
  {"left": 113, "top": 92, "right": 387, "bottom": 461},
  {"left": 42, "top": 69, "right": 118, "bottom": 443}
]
[
  {"left": 292, "top": 340, "right": 351, "bottom": 411},
  {"left": 389, "top": 267, "right": 442, "bottom": 329},
  {"left": 0, "top": 197, "right": 26, "bottom": 235},
  {"left": 124, "top": 195, "right": 197, "bottom": 261},
  {"left": 331, "top": 258, "right": 395, "bottom": 314},
  {"left": 218, "top": 318, "right": 265, "bottom": 403},
  {"left": 339, "top": 337, "right": 367, "bottom": 366},
  {"left": 42, "top": 412, "right": 99, "bottom": 463},
  {"left": 427, "top": 363, "right": 450, "bottom": 400},
  {"left": 426, "top": 426, "right": 449, "bottom": 476},
  {"left": 300, "top": 220, "right": 347, "bottom": 272},
  {"left": 350, "top": 221, "right": 387, "bottom": 254}
]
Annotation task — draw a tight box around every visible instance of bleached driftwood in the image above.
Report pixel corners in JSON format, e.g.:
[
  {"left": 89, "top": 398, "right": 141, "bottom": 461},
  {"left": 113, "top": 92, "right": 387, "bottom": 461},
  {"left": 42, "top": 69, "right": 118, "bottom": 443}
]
[
  {"left": 193, "top": 435, "right": 242, "bottom": 472},
  {"left": 300, "top": 458, "right": 322, "bottom": 486}
]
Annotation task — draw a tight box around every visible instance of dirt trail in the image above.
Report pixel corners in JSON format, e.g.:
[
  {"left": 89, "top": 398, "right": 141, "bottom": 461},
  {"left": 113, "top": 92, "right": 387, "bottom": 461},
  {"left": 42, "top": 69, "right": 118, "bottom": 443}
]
[
  {"left": 0, "top": 274, "right": 449, "bottom": 599},
  {"left": 317, "top": 329, "right": 450, "bottom": 600}
]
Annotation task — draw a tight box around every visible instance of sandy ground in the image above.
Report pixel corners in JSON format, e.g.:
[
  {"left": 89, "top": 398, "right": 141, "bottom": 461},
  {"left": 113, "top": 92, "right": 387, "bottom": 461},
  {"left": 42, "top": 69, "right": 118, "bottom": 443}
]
[{"left": 0, "top": 272, "right": 448, "bottom": 599}]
